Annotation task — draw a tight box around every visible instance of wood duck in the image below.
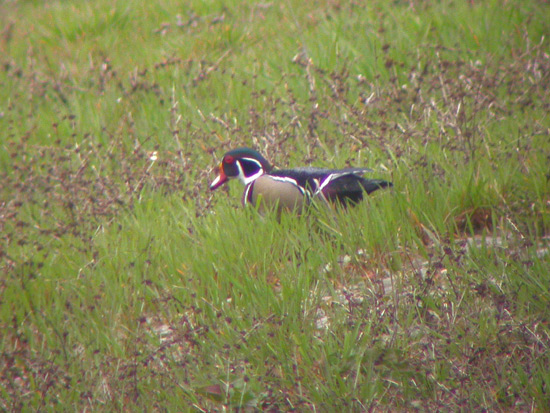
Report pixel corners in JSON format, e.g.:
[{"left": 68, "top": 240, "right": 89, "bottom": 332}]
[{"left": 210, "top": 147, "right": 392, "bottom": 213}]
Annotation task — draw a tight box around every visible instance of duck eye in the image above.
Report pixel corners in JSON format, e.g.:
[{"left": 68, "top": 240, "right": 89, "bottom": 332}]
[{"left": 224, "top": 155, "right": 234, "bottom": 164}]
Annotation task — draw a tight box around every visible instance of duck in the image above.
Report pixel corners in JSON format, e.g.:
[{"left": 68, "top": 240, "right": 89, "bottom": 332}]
[{"left": 210, "top": 147, "right": 392, "bottom": 213}]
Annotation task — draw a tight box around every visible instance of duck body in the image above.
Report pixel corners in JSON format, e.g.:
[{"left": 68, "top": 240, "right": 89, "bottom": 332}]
[{"left": 210, "top": 147, "right": 392, "bottom": 213}]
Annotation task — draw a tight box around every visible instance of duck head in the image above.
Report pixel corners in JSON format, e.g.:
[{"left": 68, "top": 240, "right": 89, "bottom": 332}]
[{"left": 210, "top": 147, "right": 272, "bottom": 190}]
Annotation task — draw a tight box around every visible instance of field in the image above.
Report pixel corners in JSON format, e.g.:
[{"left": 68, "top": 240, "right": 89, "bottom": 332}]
[{"left": 1, "top": 0, "right": 549, "bottom": 410}]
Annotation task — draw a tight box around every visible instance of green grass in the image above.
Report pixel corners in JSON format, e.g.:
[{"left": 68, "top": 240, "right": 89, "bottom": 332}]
[{"left": 1, "top": 0, "right": 549, "bottom": 410}]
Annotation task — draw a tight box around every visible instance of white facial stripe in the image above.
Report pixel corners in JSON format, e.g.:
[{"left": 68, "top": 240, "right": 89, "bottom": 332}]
[
  {"left": 237, "top": 158, "right": 265, "bottom": 185},
  {"left": 241, "top": 157, "right": 264, "bottom": 169},
  {"left": 210, "top": 174, "right": 222, "bottom": 187}
]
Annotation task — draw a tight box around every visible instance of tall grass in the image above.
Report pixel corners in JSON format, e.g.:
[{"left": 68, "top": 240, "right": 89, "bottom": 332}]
[{"left": 1, "top": 0, "right": 549, "bottom": 410}]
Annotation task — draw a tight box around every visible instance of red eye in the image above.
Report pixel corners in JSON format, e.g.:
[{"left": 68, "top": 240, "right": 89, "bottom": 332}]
[{"left": 224, "top": 155, "right": 234, "bottom": 163}]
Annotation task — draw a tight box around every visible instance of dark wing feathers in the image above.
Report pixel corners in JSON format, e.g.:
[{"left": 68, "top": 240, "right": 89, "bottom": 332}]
[
  {"left": 321, "top": 176, "right": 391, "bottom": 203},
  {"left": 271, "top": 167, "right": 391, "bottom": 204}
]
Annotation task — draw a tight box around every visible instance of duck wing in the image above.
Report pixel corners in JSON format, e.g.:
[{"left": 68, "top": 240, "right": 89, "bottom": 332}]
[{"left": 272, "top": 167, "right": 391, "bottom": 204}]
